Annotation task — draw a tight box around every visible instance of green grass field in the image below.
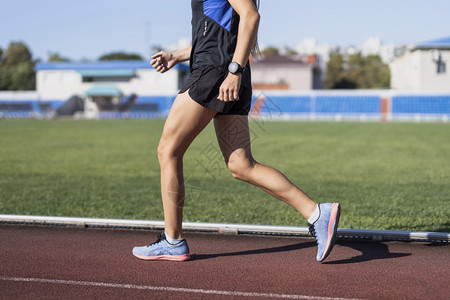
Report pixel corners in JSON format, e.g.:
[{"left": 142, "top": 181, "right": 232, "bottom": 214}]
[{"left": 0, "top": 119, "right": 449, "bottom": 232}]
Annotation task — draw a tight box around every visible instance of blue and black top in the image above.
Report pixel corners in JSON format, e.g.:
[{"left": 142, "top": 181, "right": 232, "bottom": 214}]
[{"left": 190, "top": 0, "right": 251, "bottom": 88}]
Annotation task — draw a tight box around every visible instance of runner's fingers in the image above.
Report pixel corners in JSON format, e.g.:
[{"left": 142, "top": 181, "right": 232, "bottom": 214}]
[
  {"left": 228, "top": 90, "right": 235, "bottom": 102},
  {"left": 218, "top": 86, "right": 240, "bottom": 102},
  {"left": 218, "top": 88, "right": 224, "bottom": 101},
  {"left": 224, "top": 89, "right": 231, "bottom": 102},
  {"left": 151, "top": 59, "right": 164, "bottom": 69},
  {"left": 151, "top": 51, "right": 163, "bottom": 59},
  {"left": 156, "top": 65, "right": 164, "bottom": 72},
  {"left": 233, "top": 89, "right": 239, "bottom": 101},
  {"left": 222, "top": 89, "right": 229, "bottom": 102}
]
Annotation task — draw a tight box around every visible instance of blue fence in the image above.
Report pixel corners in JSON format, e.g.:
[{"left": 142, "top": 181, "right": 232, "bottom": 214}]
[
  {"left": 1, "top": 92, "right": 449, "bottom": 122},
  {"left": 392, "top": 95, "right": 450, "bottom": 114},
  {"left": 252, "top": 92, "right": 449, "bottom": 121}
]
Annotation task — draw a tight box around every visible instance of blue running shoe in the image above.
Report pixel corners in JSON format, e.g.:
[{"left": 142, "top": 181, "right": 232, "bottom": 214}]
[
  {"left": 308, "top": 203, "right": 341, "bottom": 262},
  {"left": 132, "top": 233, "right": 190, "bottom": 261}
]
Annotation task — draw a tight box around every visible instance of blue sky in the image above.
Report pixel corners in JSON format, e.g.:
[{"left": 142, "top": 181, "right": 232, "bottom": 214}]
[{"left": 1, "top": 0, "right": 449, "bottom": 61}]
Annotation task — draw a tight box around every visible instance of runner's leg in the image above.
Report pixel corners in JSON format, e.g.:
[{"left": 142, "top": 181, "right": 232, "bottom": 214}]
[
  {"left": 213, "top": 114, "right": 316, "bottom": 219},
  {"left": 158, "top": 91, "right": 217, "bottom": 239}
]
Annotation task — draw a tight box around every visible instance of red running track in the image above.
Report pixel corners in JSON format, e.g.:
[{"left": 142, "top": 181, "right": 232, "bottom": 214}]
[{"left": 1, "top": 225, "right": 448, "bottom": 299}]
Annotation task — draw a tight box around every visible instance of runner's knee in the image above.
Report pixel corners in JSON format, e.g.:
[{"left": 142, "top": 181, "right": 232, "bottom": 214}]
[
  {"left": 227, "top": 158, "right": 255, "bottom": 182},
  {"left": 157, "top": 139, "right": 182, "bottom": 165}
]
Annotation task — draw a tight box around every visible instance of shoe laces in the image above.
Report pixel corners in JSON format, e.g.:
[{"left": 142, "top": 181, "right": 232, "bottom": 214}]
[
  {"left": 308, "top": 223, "right": 316, "bottom": 237},
  {"left": 146, "top": 233, "right": 165, "bottom": 247}
]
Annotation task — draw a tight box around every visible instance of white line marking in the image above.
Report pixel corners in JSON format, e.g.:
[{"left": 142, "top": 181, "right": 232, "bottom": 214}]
[{"left": 0, "top": 276, "right": 358, "bottom": 300}]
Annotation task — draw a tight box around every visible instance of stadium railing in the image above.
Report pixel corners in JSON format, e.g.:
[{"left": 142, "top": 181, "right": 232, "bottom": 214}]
[
  {"left": 250, "top": 90, "right": 450, "bottom": 122},
  {"left": 1, "top": 91, "right": 449, "bottom": 122}
]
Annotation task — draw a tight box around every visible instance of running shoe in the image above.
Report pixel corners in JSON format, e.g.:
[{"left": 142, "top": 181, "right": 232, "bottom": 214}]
[
  {"left": 308, "top": 203, "right": 341, "bottom": 262},
  {"left": 132, "top": 233, "right": 190, "bottom": 261}
]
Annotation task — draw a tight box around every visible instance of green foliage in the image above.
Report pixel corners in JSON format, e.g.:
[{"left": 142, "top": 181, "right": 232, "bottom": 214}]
[
  {"left": 98, "top": 52, "right": 144, "bottom": 61},
  {"left": 48, "top": 52, "right": 71, "bottom": 62},
  {"left": 0, "top": 41, "right": 36, "bottom": 90},
  {"left": 3, "top": 41, "right": 32, "bottom": 66},
  {"left": 261, "top": 46, "right": 279, "bottom": 56},
  {"left": 325, "top": 53, "right": 390, "bottom": 89},
  {"left": 0, "top": 65, "right": 12, "bottom": 90},
  {"left": 0, "top": 120, "right": 448, "bottom": 232},
  {"left": 285, "top": 48, "right": 298, "bottom": 56},
  {"left": 324, "top": 53, "right": 345, "bottom": 89},
  {"left": 9, "top": 62, "right": 36, "bottom": 90}
]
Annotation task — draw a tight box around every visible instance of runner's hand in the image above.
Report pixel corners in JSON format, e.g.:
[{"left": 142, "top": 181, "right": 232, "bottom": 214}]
[
  {"left": 218, "top": 73, "right": 242, "bottom": 102},
  {"left": 150, "top": 51, "right": 177, "bottom": 73}
]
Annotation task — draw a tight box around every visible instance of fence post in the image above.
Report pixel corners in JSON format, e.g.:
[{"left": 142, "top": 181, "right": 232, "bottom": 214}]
[{"left": 380, "top": 93, "right": 392, "bottom": 122}]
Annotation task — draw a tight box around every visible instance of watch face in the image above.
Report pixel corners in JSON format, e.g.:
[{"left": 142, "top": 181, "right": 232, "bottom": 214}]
[{"left": 228, "top": 62, "right": 238, "bottom": 73}]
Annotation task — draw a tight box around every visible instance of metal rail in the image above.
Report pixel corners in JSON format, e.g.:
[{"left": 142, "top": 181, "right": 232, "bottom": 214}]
[{"left": 0, "top": 214, "right": 448, "bottom": 242}]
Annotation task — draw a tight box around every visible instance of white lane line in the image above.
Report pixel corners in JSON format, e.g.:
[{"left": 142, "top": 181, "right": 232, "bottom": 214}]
[{"left": 0, "top": 276, "right": 358, "bottom": 300}]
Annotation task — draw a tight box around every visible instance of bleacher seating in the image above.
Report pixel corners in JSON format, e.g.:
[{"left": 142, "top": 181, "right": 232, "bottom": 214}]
[
  {"left": 252, "top": 93, "right": 381, "bottom": 120},
  {"left": 257, "top": 96, "right": 310, "bottom": 114},
  {"left": 134, "top": 96, "right": 174, "bottom": 115},
  {"left": 0, "top": 102, "right": 35, "bottom": 118},
  {"left": 1, "top": 92, "right": 449, "bottom": 121},
  {"left": 129, "top": 103, "right": 159, "bottom": 112},
  {"left": 315, "top": 95, "right": 379, "bottom": 114},
  {"left": 392, "top": 95, "right": 450, "bottom": 114}
]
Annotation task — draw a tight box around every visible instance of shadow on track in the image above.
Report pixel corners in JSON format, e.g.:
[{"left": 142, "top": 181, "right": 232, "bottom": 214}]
[
  {"left": 324, "top": 241, "right": 411, "bottom": 265},
  {"left": 191, "top": 241, "right": 316, "bottom": 261}
]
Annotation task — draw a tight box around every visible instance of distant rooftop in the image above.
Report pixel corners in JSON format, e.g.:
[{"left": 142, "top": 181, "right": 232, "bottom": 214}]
[
  {"left": 251, "top": 55, "right": 311, "bottom": 67},
  {"left": 35, "top": 60, "right": 189, "bottom": 71},
  {"left": 415, "top": 36, "right": 450, "bottom": 50}
]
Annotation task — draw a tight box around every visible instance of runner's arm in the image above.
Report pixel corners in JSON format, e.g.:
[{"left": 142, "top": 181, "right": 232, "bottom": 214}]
[
  {"left": 151, "top": 47, "right": 192, "bottom": 73},
  {"left": 218, "top": 0, "right": 260, "bottom": 101}
]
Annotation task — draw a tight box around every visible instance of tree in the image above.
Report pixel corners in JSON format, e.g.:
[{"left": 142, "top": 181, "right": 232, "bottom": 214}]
[
  {"left": 3, "top": 41, "right": 32, "bottom": 67},
  {"left": 0, "top": 47, "right": 4, "bottom": 64},
  {"left": 10, "top": 62, "right": 35, "bottom": 90},
  {"left": 324, "top": 53, "right": 390, "bottom": 89},
  {"left": 48, "top": 52, "right": 71, "bottom": 62},
  {"left": 346, "top": 53, "right": 364, "bottom": 88},
  {"left": 261, "top": 46, "right": 279, "bottom": 57},
  {"left": 0, "top": 66, "right": 12, "bottom": 90},
  {"left": 324, "top": 53, "right": 346, "bottom": 89},
  {"left": 98, "top": 52, "right": 143, "bottom": 61},
  {"left": 285, "top": 48, "right": 298, "bottom": 56},
  {"left": 0, "top": 41, "right": 36, "bottom": 90},
  {"left": 360, "top": 55, "right": 390, "bottom": 88}
]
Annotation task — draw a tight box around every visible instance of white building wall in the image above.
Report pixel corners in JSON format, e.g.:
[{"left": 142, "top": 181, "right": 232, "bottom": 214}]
[
  {"left": 122, "top": 69, "right": 179, "bottom": 95},
  {"left": 36, "top": 70, "right": 84, "bottom": 100},
  {"left": 36, "top": 68, "right": 181, "bottom": 100},
  {"left": 390, "top": 49, "right": 450, "bottom": 91},
  {"left": 420, "top": 49, "right": 450, "bottom": 90},
  {"left": 251, "top": 65, "right": 313, "bottom": 90}
]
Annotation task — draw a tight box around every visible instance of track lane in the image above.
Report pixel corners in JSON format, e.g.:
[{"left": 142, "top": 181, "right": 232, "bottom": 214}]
[{"left": 1, "top": 225, "right": 448, "bottom": 299}]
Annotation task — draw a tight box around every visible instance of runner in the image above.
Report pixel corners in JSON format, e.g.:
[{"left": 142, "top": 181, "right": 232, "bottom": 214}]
[{"left": 132, "top": 0, "right": 340, "bottom": 262}]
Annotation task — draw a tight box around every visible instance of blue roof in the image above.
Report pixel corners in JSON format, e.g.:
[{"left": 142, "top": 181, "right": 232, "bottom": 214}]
[
  {"left": 85, "top": 86, "right": 122, "bottom": 96},
  {"left": 416, "top": 36, "right": 450, "bottom": 49},
  {"left": 35, "top": 60, "right": 189, "bottom": 71},
  {"left": 78, "top": 69, "right": 136, "bottom": 77}
]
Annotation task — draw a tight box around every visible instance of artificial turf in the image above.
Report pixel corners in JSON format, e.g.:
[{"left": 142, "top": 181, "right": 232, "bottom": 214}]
[{"left": 0, "top": 119, "right": 448, "bottom": 232}]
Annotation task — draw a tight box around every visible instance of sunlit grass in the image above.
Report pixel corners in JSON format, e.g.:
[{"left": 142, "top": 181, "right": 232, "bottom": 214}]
[{"left": 0, "top": 119, "right": 448, "bottom": 232}]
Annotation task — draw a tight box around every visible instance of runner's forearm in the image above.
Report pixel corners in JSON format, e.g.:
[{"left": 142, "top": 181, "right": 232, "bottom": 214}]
[{"left": 173, "top": 47, "right": 192, "bottom": 63}]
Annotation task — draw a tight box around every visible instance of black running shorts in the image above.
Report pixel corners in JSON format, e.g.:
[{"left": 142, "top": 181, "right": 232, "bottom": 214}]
[{"left": 179, "top": 65, "right": 252, "bottom": 115}]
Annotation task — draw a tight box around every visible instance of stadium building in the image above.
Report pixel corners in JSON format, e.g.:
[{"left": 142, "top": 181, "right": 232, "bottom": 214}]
[
  {"left": 251, "top": 55, "right": 322, "bottom": 90},
  {"left": 390, "top": 36, "right": 450, "bottom": 91},
  {"left": 31, "top": 60, "right": 189, "bottom": 118},
  {"left": 0, "top": 46, "right": 449, "bottom": 121}
]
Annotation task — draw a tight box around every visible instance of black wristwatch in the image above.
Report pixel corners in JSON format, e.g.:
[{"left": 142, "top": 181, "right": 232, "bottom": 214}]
[{"left": 228, "top": 62, "right": 244, "bottom": 74}]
